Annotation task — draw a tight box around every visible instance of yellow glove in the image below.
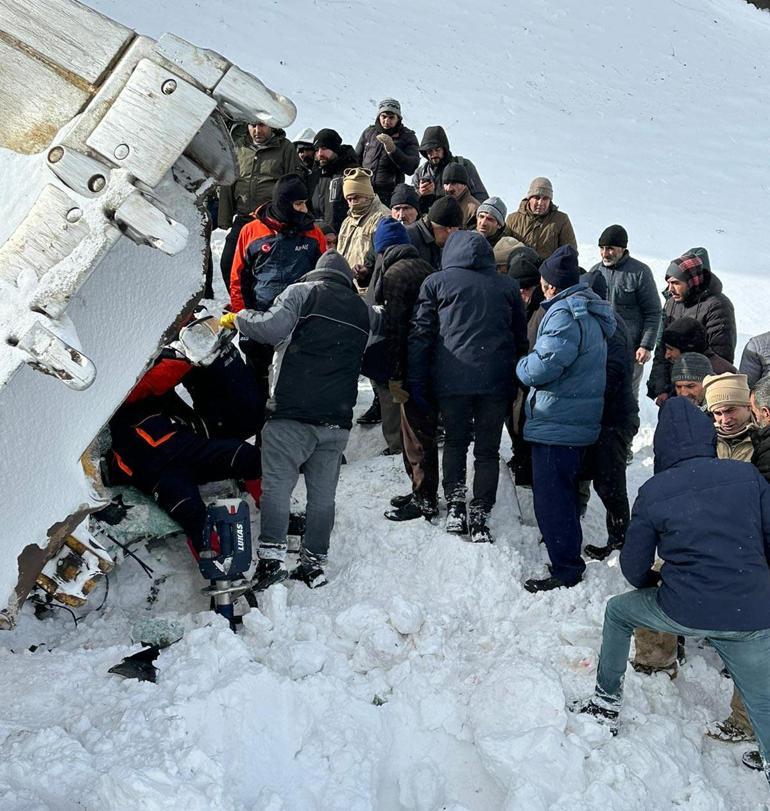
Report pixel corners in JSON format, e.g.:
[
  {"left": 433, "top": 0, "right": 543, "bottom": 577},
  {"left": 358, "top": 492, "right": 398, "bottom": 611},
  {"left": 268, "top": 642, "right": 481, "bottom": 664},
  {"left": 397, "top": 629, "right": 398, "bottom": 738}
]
[
  {"left": 219, "top": 311, "right": 237, "bottom": 330},
  {"left": 388, "top": 380, "right": 410, "bottom": 404}
]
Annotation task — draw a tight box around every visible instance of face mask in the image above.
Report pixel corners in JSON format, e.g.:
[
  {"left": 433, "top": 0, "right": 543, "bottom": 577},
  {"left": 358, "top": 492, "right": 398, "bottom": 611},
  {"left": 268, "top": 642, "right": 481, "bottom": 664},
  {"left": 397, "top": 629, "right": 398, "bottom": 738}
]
[{"left": 348, "top": 198, "right": 372, "bottom": 217}]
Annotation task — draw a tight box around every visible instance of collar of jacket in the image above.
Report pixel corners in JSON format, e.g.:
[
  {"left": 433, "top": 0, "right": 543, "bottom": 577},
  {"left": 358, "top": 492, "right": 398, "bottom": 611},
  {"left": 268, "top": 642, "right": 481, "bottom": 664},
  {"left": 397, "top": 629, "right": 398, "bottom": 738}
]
[
  {"left": 542, "top": 280, "right": 590, "bottom": 310},
  {"left": 518, "top": 198, "right": 560, "bottom": 217},
  {"left": 716, "top": 422, "right": 755, "bottom": 443},
  {"left": 603, "top": 251, "right": 630, "bottom": 270}
]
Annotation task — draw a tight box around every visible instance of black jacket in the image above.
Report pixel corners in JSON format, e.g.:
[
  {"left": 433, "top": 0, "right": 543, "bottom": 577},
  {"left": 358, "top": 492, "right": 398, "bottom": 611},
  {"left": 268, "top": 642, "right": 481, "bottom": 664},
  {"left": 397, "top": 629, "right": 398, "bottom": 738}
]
[
  {"left": 355, "top": 121, "right": 419, "bottom": 206},
  {"left": 406, "top": 216, "right": 442, "bottom": 270},
  {"left": 412, "top": 126, "right": 488, "bottom": 203},
  {"left": 648, "top": 272, "right": 736, "bottom": 399},
  {"left": 311, "top": 146, "right": 359, "bottom": 234},
  {"left": 601, "top": 315, "right": 640, "bottom": 434},
  {"left": 235, "top": 254, "right": 370, "bottom": 429},
  {"left": 752, "top": 424, "right": 770, "bottom": 484}
]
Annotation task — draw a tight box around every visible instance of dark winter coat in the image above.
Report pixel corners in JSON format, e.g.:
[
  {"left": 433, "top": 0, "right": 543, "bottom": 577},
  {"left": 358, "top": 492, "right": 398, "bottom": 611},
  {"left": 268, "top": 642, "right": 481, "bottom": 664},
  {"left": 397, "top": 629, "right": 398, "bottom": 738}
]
[
  {"left": 355, "top": 121, "right": 419, "bottom": 207},
  {"left": 621, "top": 398, "right": 770, "bottom": 631},
  {"left": 218, "top": 126, "right": 304, "bottom": 228},
  {"left": 412, "top": 126, "right": 488, "bottom": 203},
  {"left": 235, "top": 255, "right": 370, "bottom": 429},
  {"left": 516, "top": 283, "right": 616, "bottom": 446},
  {"left": 752, "top": 424, "right": 770, "bottom": 483},
  {"left": 601, "top": 315, "right": 640, "bottom": 434},
  {"left": 504, "top": 200, "right": 577, "bottom": 260},
  {"left": 740, "top": 331, "right": 770, "bottom": 387},
  {"left": 310, "top": 145, "right": 359, "bottom": 234},
  {"left": 590, "top": 253, "right": 661, "bottom": 351},
  {"left": 648, "top": 272, "right": 737, "bottom": 399},
  {"left": 407, "top": 231, "right": 525, "bottom": 399},
  {"left": 406, "top": 216, "right": 443, "bottom": 270}
]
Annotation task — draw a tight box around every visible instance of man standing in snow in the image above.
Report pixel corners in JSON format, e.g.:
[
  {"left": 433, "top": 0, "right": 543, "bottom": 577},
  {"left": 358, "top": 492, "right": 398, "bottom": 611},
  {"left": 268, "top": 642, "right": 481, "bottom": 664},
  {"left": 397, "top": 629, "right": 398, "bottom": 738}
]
[
  {"left": 670, "top": 352, "right": 712, "bottom": 407},
  {"left": 589, "top": 225, "right": 660, "bottom": 402},
  {"left": 704, "top": 373, "right": 755, "bottom": 462},
  {"left": 406, "top": 196, "right": 464, "bottom": 271},
  {"left": 475, "top": 196, "right": 508, "bottom": 247},
  {"left": 441, "top": 164, "right": 480, "bottom": 229},
  {"left": 516, "top": 246, "right": 616, "bottom": 592},
  {"left": 504, "top": 177, "right": 577, "bottom": 260},
  {"left": 337, "top": 168, "right": 390, "bottom": 278},
  {"left": 390, "top": 184, "right": 420, "bottom": 226},
  {"left": 741, "top": 331, "right": 770, "bottom": 387},
  {"left": 575, "top": 398, "right": 770, "bottom": 786},
  {"left": 311, "top": 128, "right": 360, "bottom": 235},
  {"left": 220, "top": 251, "right": 370, "bottom": 589}
]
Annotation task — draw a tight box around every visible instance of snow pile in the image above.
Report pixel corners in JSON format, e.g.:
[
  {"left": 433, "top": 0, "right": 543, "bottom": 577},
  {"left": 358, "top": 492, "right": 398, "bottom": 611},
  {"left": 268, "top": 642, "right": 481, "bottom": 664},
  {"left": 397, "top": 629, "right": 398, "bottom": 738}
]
[{"left": 1, "top": 0, "right": 770, "bottom": 808}]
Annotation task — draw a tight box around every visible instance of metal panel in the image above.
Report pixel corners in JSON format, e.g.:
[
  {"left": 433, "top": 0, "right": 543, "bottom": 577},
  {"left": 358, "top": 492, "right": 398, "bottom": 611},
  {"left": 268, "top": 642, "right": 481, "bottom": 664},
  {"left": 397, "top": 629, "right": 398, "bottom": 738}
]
[
  {"left": 86, "top": 58, "right": 217, "bottom": 187},
  {"left": 214, "top": 65, "right": 297, "bottom": 127},
  {"left": 156, "top": 33, "right": 228, "bottom": 90}
]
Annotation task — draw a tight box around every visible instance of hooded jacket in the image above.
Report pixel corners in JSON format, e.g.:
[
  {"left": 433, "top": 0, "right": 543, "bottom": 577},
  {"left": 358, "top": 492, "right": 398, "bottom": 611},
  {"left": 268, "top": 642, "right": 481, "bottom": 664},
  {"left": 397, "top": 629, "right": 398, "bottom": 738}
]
[
  {"left": 620, "top": 398, "right": 770, "bottom": 631},
  {"left": 235, "top": 252, "right": 370, "bottom": 429},
  {"left": 589, "top": 252, "right": 661, "bottom": 351},
  {"left": 504, "top": 198, "right": 577, "bottom": 260},
  {"left": 648, "top": 259, "right": 736, "bottom": 399},
  {"left": 355, "top": 120, "right": 419, "bottom": 205},
  {"left": 407, "top": 231, "right": 525, "bottom": 398},
  {"left": 310, "top": 145, "right": 359, "bottom": 234},
  {"left": 406, "top": 216, "right": 443, "bottom": 270},
  {"left": 412, "top": 126, "right": 488, "bottom": 203},
  {"left": 218, "top": 126, "right": 304, "bottom": 228},
  {"left": 740, "top": 330, "right": 770, "bottom": 387},
  {"left": 516, "top": 282, "right": 616, "bottom": 446}
]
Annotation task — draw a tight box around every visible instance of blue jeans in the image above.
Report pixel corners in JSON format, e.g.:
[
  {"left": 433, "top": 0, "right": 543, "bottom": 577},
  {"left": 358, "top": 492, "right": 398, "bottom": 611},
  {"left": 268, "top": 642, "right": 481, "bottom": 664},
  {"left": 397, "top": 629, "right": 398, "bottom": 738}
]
[{"left": 596, "top": 588, "right": 770, "bottom": 763}]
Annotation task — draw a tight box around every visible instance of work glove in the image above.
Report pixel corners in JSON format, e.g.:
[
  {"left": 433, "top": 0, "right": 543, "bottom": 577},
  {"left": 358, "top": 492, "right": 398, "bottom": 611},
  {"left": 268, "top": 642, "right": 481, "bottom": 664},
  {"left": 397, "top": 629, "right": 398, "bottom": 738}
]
[
  {"left": 388, "top": 380, "right": 410, "bottom": 404},
  {"left": 375, "top": 133, "right": 396, "bottom": 153},
  {"left": 219, "top": 312, "right": 237, "bottom": 330}
]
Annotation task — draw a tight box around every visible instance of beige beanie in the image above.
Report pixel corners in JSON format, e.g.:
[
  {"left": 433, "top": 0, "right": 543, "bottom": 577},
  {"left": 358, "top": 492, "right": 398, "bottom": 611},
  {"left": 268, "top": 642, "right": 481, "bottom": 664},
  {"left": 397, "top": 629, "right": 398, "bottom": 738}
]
[
  {"left": 493, "top": 236, "right": 525, "bottom": 266},
  {"left": 342, "top": 167, "right": 374, "bottom": 199},
  {"left": 703, "top": 373, "right": 750, "bottom": 411},
  {"left": 527, "top": 176, "right": 553, "bottom": 199}
]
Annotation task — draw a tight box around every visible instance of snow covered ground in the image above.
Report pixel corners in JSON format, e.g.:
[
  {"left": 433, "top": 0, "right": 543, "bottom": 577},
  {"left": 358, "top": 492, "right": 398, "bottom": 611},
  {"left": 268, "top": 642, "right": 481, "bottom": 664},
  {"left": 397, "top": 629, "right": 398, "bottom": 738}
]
[{"left": 2, "top": 0, "right": 770, "bottom": 808}]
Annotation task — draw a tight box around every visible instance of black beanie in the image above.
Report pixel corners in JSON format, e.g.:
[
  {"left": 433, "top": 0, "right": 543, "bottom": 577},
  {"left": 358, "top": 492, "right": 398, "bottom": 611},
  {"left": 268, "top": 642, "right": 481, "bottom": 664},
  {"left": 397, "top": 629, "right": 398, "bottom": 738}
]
[
  {"left": 390, "top": 183, "right": 420, "bottom": 210},
  {"left": 661, "top": 317, "right": 708, "bottom": 353},
  {"left": 540, "top": 245, "right": 580, "bottom": 290},
  {"left": 598, "top": 224, "right": 628, "bottom": 248},
  {"left": 272, "top": 174, "right": 309, "bottom": 223},
  {"left": 313, "top": 128, "right": 342, "bottom": 152},
  {"left": 507, "top": 246, "right": 542, "bottom": 288},
  {"left": 442, "top": 163, "right": 469, "bottom": 186},
  {"left": 428, "top": 196, "right": 463, "bottom": 228}
]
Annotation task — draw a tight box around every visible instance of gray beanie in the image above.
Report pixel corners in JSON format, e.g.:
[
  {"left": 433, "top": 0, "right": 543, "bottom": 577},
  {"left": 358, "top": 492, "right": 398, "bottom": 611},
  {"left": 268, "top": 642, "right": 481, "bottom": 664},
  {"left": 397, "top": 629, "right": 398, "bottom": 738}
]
[
  {"left": 314, "top": 249, "right": 353, "bottom": 282},
  {"left": 671, "top": 352, "right": 713, "bottom": 383},
  {"left": 477, "top": 196, "right": 507, "bottom": 227}
]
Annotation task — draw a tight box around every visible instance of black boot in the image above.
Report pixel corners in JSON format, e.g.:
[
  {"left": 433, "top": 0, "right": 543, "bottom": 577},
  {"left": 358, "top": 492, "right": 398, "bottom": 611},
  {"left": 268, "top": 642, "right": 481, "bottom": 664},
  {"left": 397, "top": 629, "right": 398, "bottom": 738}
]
[
  {"left": 357, "top": 394, "right": 381, "bottom": 425},
  {"left": 584, "top": 539, "right": 623, "bottom": 561},
  {"left": 445, "top": 502, "right": 468, "bottom": 535},
  {"left": 252, "top": 558, "right": 288, "bottom": 592},
  {"left": 569, "top": 697, "right": 620, "bottom": 735},
  {"left": 468, "top": 505, "right": 493, "bottom": 543},
  {"left": 523, "top": 575, "right": 581, "bottom": 593},
  {"left": 390, "top": 493, "right": 413, "bottom": 508},
  {"left": 385, "top": 497, "right": 438, "bottom": 522},
  {"left": 290, "top": 560, "right": 328, "bottom": 589}
]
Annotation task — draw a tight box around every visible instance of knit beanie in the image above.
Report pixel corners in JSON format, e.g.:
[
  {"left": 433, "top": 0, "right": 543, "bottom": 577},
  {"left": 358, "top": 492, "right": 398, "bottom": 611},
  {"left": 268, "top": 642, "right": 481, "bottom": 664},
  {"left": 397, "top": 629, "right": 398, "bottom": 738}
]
[
  {"left": 428, "top": 196, "right": 463, "bottom": 228},
  {"left": 507, "top": 246, "right": 542, "bottom": 287},
  {"left": 342, "top": 167, "right": 374, "bottom": 199},
  {"left": 373, "top": 217, "right": 410, "bottom": 253},
  {"left": 665, "top": 247, "right": 710, "bottom": 290},
  {"left": 493, "top": 236, "right": 525, "bottom": 266},
  {"left": 477, "top": 196, "right": 507, "bottom": 227},
  {"left": 313, "top": 128, "right": 343, "bottom": 152},
  {"left": 527, "top": 176, "right": 553, "bottom": 199},
  {"left": 539, "top": 245, "right": 579, "bottom": 290},
  {"left": 378, "top": 98, "right": 401, "bottom": 116},
  {"left": 271, "top": 174, "right": 309, "bottom": 223},
  {"left": 390, "top": 183, "right": 420, "bottom": 210},
  {"left": 442, "top": 163, "right": 469, "bottom": 186},
  {"left": 703, "top": 372, "right": 750, "bottom": 411},
  {"left": 598, "top": 224, "right": 628, "bottom": 248},
  {"left": 661, "top": 317, "right": 708, "bottom": 354},
  {"left": 672, "top": 353, "right": 713, "bottom": 383}
]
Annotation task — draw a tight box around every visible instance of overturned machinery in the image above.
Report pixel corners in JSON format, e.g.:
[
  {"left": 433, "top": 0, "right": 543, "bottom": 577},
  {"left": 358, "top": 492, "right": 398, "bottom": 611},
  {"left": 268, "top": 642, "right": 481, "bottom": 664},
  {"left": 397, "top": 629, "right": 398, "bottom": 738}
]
[{"left": 0, "top": 0, "right": 296, "bottom": 627}]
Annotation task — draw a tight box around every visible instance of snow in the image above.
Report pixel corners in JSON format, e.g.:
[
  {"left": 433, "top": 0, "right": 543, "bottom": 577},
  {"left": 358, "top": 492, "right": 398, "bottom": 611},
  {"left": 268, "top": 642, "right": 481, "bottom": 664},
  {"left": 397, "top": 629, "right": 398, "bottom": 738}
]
[{"left": 1, "top": 0, "right": 770, "bottom": 808}]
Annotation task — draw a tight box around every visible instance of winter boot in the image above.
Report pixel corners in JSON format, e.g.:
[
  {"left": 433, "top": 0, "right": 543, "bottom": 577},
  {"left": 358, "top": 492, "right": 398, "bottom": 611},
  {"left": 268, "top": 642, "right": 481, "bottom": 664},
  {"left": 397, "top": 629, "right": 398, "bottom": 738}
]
[
  {"left": 390, "top": 493, "right": 413, "bottom": 508},
  {"left": 523, "top": 575, "right": 581, "bottom": 593},
  {"left": 631, "top": 660, "right": 678, "bottom": 680},
  {"left": 468, "top": 505, "right": 493, "bottom": 543},
  {"left": 357, "top": 394, "right": 381, "bottom": 425},
  {"left": 384, "top": 497, "right": 438, "bottom": 522},
  {"left": 584, "top": 539, "right": 623, "bottom": 561},
  {"left": 252, "top": 558, "right": 288, "bottom": 592},
  {"left": 445, "top": 502, "right": 468, "bottom": 535},
  {"left": 290, "top": 560, "right": 328, "bottom": 589},
  {"left": 569, "top": 697, "right": 620, "bottom": 735}
]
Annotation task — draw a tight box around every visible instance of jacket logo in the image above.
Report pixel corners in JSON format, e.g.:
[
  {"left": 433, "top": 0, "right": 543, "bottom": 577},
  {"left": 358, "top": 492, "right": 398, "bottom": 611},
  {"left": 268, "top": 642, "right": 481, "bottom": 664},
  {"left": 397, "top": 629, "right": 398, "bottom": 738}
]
[
  {"left": 261, "top": 243, "right": 272, "bottom": 253},
  {"left": 295, "top": 244, "right": 310, "bottom": 251}
]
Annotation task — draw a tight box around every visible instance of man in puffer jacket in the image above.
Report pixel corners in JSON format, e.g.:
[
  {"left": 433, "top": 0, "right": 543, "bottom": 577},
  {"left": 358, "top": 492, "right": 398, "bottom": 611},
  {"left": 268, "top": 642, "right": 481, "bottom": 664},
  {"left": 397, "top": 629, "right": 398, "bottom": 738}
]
[
  {"left": 574, "top": 398, "right": 770, "bottom": 788},
  {"left": 517, "top": 245, "right": 616, "bottom": 592},
  {"left": 648, "top": 247, "right": 736, "bottom": 404},
  {"left": 355, "top": 99, "right": 419, "bottom": 207},
  {"left": 412, "top": 125, "right": 488, "bottom": 212},
  {"left": 741, "top": 331, "right": 770, "bottom": 387},
  {"left": 408, "top": 231, "right": 526, "bottom": 543}
]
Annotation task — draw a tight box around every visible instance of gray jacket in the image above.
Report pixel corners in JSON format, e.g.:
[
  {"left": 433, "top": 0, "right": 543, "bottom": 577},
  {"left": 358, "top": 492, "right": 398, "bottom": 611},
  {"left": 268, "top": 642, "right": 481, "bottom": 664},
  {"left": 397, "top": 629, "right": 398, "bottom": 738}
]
[
  {"left": 590, "top": 253, "right": 661, "bottom": 350},
  {"left": 740, "top": 331, "right": 770, "bottom": 387}
]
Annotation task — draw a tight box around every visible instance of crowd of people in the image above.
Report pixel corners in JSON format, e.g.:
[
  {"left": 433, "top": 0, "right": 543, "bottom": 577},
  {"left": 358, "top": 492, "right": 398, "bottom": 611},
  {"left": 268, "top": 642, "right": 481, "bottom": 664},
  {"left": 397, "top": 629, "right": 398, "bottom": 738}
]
[{"left": 109, "top": 97, "right": 770, "bottom": 786}]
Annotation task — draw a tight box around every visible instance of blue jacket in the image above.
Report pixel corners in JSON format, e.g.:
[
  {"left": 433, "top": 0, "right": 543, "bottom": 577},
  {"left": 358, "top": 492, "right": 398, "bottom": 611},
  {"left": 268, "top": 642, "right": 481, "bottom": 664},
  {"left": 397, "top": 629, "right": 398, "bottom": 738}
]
[
  {"left": 407, "top": 231, "right": 526, "bottom": 398},
  {"left": 621, "top": 398, "right": 770, "bottom": 631},
  {"left": 516, "top": 282, "right": 616, "bottom": 446}
]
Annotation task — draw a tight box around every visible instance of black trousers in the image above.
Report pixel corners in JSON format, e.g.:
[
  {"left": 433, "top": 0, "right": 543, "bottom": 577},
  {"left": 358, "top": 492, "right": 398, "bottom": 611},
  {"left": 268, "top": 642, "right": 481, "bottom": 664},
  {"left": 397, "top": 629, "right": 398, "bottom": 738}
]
[
  {"left": 583, "top": 426, "right": 633, "bottom": 546},
  {"left": 438, "top": 394, "right": 508, "bottom": 510},
  {"left": 220, "top": 214, "right": 253, "bottom": 292}
]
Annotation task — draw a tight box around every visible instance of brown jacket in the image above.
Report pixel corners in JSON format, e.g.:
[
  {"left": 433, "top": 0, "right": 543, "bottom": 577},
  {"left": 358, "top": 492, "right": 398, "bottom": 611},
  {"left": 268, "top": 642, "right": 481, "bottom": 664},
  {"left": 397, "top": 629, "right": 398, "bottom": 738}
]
[
  {"left": 504, "top": 199, "right": 577, "bottom": 259},
  {"left": 455, "top": 188, "right": 480, "bottom": 230},
  {"left": 337, "top": 197, "right": 390, "bottom": 271},
  {"left": 716, "top": 424, "right": 756, "bottom": 463}
]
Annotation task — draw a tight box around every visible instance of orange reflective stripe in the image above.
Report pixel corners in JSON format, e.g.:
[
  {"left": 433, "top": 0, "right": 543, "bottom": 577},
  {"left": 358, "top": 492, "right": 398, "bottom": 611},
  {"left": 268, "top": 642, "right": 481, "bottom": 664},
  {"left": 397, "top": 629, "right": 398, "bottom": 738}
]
[
  {"left": 113, "top": 451, "right": 133, "bottom": 477},
  {"left": 135, "top": 427, "right": 177, "bottom": 447}
]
